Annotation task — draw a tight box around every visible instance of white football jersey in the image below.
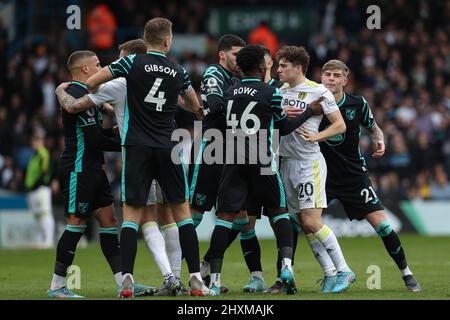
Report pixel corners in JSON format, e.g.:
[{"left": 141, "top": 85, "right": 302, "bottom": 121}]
[
  {"left": 88, "top": 78, "right": 127, "bottom": 136},
  {"left": 279, "top": 79, "right": 338, "bottom": 160}
]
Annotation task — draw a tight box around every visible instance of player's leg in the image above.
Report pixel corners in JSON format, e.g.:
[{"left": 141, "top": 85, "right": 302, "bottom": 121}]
[
  {"left": 140, "top": 181, "right": 178, "bottom": 293},
  {"left": 188, "top": 138, "right": 210, "bottom": 228},
  {"left": 256, "top": 165, "right": 295, "bottom": 294},
  {"left": 95, "top": 204, "right": 122, "bottom": 286},
  {"left": 202, "top": 209, "right": 246, "bottom": 277},
  {"left": 241, "top": 214, "right": 265, "bottom": 293},
  {"left": 48, "top": 213, "right": 87, "bottom": 298},
  {"left": 366, "top": 210, "right": 421, "bottom": 292},
  {"left": 48, "top": 170, "right": 92, "bottom": 298},
  {"left": 266, "top": 213, "right": 300, "bottom": 294},
  {"left": 119, "top": 145, "right": 153, "bottom": 298},
  {"left": 158, "top": 148, "right": 214, "bottom": 296},
  {"left": 157, "top": 201, "right": 188, "bottom": 294},
  {"left": 206, "top": 165, "right": 248, "bottom": 295},
  {"left": 299, "top": 155, "right": 353, "bottom": 293}
]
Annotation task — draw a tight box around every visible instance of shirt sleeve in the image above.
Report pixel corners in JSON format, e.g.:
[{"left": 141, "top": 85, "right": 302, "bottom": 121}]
[
  {"left": 320, "top": 86, "right": 339, "bottom": 115},
  {"left": 270, "top": 88, "right": 286, "bottom": 122},
  {"left": 180, "top": 67, "right": 193, "bottom": 95},
  {"left": 201, "top": 67, "right": 226, "bottom": 114},
  {"left": 361, "top": 96, "right": 375, "bottom": 128},
  {"left": 108, "top": 54, "right": 136, "bottom": 78},
  {"left": 88, "top": 79, "right": 126, "bottom": 107}
]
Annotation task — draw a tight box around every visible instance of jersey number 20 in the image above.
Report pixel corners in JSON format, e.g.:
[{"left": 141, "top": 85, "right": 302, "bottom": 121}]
[
  {"left": 226, "top": 100, "right": 260, "bottom": 134},
  {"left": 144, "top": 77, "right": 166, "bottom": 111}
]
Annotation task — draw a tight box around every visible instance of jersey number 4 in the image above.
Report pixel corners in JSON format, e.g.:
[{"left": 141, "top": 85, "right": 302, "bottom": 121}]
[
  {"left": 144, "top": 78, "right": 166, "bottom": 111},
  {"left": 226, "top": 100, "right": 260, "bottom": 134}
]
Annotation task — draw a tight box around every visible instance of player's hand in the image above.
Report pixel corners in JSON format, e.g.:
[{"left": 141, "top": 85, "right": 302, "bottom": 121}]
[
  {"left": 309, "top": 96, "right": 324, "bottom": 115},
  {"left": 372, "top": 141, "right": 385, "bottom": 158},
  {"left": 194, "top": 106, "right": 205, "bottom": 120},
  {"left": 297, "top": 127, "right": 319, "bottom": 142},
  {"left": 284, "top": 106, "right": 302, "bottom": 118},
  {"left": 55, "top": 82, "right": 70, "bottom": 95},
  {"left": 112, "top": 125, "right": 119, "bottom": 136},
  {"left": 102, "top": 103, "right": 115, "bottom": 115}
]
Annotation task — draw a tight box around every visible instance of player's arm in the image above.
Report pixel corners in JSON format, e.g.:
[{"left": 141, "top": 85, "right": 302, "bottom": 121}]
[
  {"left": 301, "top": 91, "right": 346, "bottom": 142},
  {"left": 55, "top": 83, "right": 97, "bottom": 114},
  {"left": 360, "top": 97, "right": 385, "bottom": 158},
  {"left": 301, "top": 110, "right": 346, "bottom": 142},
  {"left": 87, "top": 55, "right": 135, "bottom": 92},
  {"left": 273, "top": 93, "right": 322, "bottom": 136},
  {"left": 101, "top": 103, "right": 115, "bottom": 116},
  {"left": 179, "top": 67, "right": 204, "bottom": 119},
  {"left": 201, "top": 69, "right": 225, "bottom": 115},
  {"left": 86, "top": 67, "right": 114, "bottom": 93},
  {"left": 180, "top": 89, "right": 204, "bottom": 120},
  {"left": 368, "top": 122, "right": 385, "bottom": 158}
]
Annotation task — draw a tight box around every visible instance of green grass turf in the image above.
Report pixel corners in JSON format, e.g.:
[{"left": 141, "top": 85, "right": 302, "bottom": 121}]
[{"left": 0, "top": 235, "right": 449, "bottom": 300}]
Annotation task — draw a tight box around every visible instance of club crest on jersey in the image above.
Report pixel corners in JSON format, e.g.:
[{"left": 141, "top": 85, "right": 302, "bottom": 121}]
[
  {"left": 324, "top": 125, "right": 345, "bottom": 146},
  {"left": 297, "top": 92, "right": 307, "bottom": 100},
  {"left": 196, "top": 194, "right": 207, "bottom": 206},
  {"left": 78, "top": 202, "right": 89, "bottom": 215},
  {"left": 346, "top": 108, "right": 356, "bottom": 120}
]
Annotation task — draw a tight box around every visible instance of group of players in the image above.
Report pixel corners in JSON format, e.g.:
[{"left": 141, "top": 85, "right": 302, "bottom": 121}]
[{"left": 48, "top": 17, "right": 421, "bottom": 298}]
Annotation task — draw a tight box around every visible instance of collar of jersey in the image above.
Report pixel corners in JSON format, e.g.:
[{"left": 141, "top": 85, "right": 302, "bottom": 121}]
[
  {"left": 218, "top": 64, "right": 233, "bottom": 80},
  {"left": 241, "top": 77, "right": 261, "bottom": 82},
  {"left": 147, "top": 51, "right": 166, "bottom": 57},
  {"left": 337, "top": 92, "right": 347, "bottom": 108},
  {"left": 71, "top": 81, "right": 88, "bottom": 90}
]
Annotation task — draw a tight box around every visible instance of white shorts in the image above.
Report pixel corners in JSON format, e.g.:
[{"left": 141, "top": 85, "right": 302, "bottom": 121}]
[
  {"left": 280, "top": 154, "right": 327, "bottom": 212},
  {"left": 27, "top": 186, "right": 53, "bottom": 217},
  {"left": 146, "top": 180, "right": 165, "bottom": 206}
]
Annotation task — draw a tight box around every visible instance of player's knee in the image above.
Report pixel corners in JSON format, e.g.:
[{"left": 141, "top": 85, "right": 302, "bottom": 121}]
[{"left": 300, "top": 219, "right": 322, "bottom": 234}]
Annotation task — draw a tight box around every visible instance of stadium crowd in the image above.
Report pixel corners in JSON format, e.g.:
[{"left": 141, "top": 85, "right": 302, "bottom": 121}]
[{"left": 1, "top": 0, "right": 450, "bottom": 204}]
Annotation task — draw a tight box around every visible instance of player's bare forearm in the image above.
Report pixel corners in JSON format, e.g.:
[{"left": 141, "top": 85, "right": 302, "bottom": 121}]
[
  {"left": 315, "top": 111, "right": 346, "bottom": 141},
  {"left": 368, "top": 122, "right": 384, "bottom": 143},
  {"left": 182, "top": 89, "right": 204, "bottom": 119},
  {"left": 86, "top": 67, "right": 113, "bottom": 92},
  {"left": 56, "top": 88, "right": 94, "bottom": 114}
]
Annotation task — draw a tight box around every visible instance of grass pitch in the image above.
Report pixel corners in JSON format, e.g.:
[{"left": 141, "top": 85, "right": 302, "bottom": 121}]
[{"left": 0, "top": 235, "right": 449, "bottom": 300}]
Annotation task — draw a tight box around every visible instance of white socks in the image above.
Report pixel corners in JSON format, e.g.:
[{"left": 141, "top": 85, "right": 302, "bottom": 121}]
[
  {"left": 314, "top": 225, "right": 351, "bottom": 273},
  {"left": 306, "top": 233, "right": 337, "bottom": 276},
  {"left": 142, "top": 222, "right": 172, "bottom": 277},
  {"left": 251, "top": 271, "right": 264, "bottom": 279},
  {"left": 50, "top": 274, "right": 66, "bottom": 290},
  {"left": 162, "top": 223, "right": 182, "bottom": 279},
  {"left": 114, "top": 272, "right": 123, "bottom": 286},
  {"left": 401, "top": 266, "right": 413, "bottom": 277}
]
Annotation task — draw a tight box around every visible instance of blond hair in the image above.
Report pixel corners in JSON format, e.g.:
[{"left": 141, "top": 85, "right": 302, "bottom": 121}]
[{"left": 322, "top": 59, "right": 349, "bottom": 76}]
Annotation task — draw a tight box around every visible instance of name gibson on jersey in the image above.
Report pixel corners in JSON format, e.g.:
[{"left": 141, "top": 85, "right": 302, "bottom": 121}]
[{"left": 144, "top": 64, "right": 177, "bottom": 77}]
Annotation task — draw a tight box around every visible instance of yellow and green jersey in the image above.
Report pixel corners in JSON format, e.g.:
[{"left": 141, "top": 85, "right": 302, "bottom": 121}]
[{"left": 25, "top": 146, "right": 52, "bottom": 190}]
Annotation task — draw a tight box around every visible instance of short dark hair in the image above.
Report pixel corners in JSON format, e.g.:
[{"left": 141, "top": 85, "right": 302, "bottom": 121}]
[
  {"left": 144, "top": 18, "right": 172, "bottom": 46},
  {"left": 236, "top": 44, "right": 265, "bottom": 74},
  {"left": 67, "top": 50, "right": 96, "bottom": 70},
  {"left": 259, "top": 45, "right": 272, "bottom": 57},
  {"left": 217, "top": 34, "right": 246, "bottom": 52},
  {"left": 276, "top": 46, "right": 310, "bottom": 75},
  {"left": 119, "top": 39, "right": 147, "bottom": 55}
]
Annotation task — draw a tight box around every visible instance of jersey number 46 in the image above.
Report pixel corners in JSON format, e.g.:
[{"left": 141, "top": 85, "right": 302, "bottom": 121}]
[{"left": 226, "top": 100, "right": 260, "bottom": 135}]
